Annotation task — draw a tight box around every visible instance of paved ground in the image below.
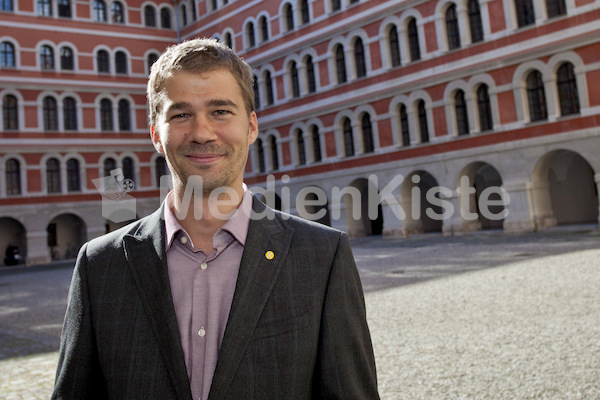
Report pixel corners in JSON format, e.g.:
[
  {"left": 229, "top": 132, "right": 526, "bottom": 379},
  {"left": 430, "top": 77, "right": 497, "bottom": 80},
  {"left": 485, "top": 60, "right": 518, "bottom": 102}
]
[{"left": 0, "top": 226, "right": 598, "bottom": 399}]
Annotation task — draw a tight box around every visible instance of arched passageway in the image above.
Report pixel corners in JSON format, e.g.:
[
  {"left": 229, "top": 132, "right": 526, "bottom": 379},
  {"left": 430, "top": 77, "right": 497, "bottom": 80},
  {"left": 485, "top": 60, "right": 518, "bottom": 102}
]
[
  {"left": 342, "top": 178, "right": 383, "bottom": 237},
  {"left": 47, "top": 214, "right": 87, "bottom": 260},
  {"left": 532, "top": 150, "right": 598, "bottom": 228},
  {"left": 1, "top": 217, "right": 27, "bottom": 265},
  {"left": 458, "top": 162, "right": 505, "bottom": 231},
  {"left": 400, "top": 171, "right": 443, "bottom": 236}
]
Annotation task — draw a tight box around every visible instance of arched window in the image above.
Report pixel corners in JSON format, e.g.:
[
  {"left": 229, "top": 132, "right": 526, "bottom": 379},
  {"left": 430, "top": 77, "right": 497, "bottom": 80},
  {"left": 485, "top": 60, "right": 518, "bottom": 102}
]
[
  {"left": 269, "top": 136, "right": 279, "bottom": 170},
  {"left": 115, "top": 51, "right": 127, "bottom": 74},
  {"left": 100, "top": 99, "right": 113, "bottom": 131},
  {"left": 160, "top": 8, "right": 171, "bottom": 29},
  {"left": 180, "top": 4, "right": 187, "bottom": 26},
  {"left": 93, "top": 0, "right": 107, "bottom": 22},
  {"left": 63, "top": 97, "right": 77, "bottom": 130},
  {"left": 546, "top": 0, "right": 566, "bottom": 18},
  {"left": 224, "top": 32, "right": 233, "bottom": 49},
  {"left": 122, "top": 157, "right": 135, "bottom": 183},
  {"left": 284, "top": 3, "right": 294, "bottom": 32},
  {"left": 354, "top": 38, "right": 366, "bottom": 78},
  {"left": 2, "top": 94, "right": 18, "bottom": 130},
  {"left": 526, "top": 70, "right": 547, "bottom": 121},
  {"left": 0, "top": 42, "right": 15, "bottom": 68},
  {"left": 342, "top": 118, "right": 354, "bottom": 157},
  {"left": 246, "top": 22, "right": 256, "bottom": 48},
  {"left": 40, "top": 45, "right": 54, "bottom": 70},
  {"left": 290, "top": 61, "right": 300, "bottom": 98},
  {"left": 515, "top": 0, "right": 535, "bottom": 27},
  {"left": 361, "top": 113, "right": 374, "bottom": 153},
  {"left": 259, "top": 16, "right": 269, "bottom": 42},
  {"left": 66, "top": 158, "right": 81, "bottom": 192},
  {"left": 38, "top": 0, "right": 52, "bottom": 16},
  {"left": 46, "top": 158, "right": 61, "bottom": 193},
  {"left": 301, "top": 0, "right": 309, "bottom": 24},
  {"left": 58, "top": 0, "right": 71, "bottom": 17},
  {"left": 389, "top": 25, "right": 401, "bottom": 67},
  {"left": 103, "top": 157, "right": 116, "bottom": 176},
  {"left": 476, "top": 84, "right": 493, "bottom": 131},
  {"left": 1, "top": 0, "right": 14, "bottom": 11},
  {"left": 118, "top": 99, "right": 131, "bottom": 131},
  {"left": 407, "top": 18, "right": 421, "bottom": 61},
  {"left": 144, "top": 5, "right": 156, "bottom": 27},
  {"left": 468, "top": 0, "right": 484, "bottom": 43},
  {"left": 147, "top": 53, "right": 159, "bottom": 75},
  {"left": 5, "top": 158, "right": 21, "bottom": 195},
  {"left": 399, "top": 104, "right": 410, "bottom": 146},
  {"left": 43, "top": 96, "right": 58, "bottom": 131},
  {"left": 60, "top": 47, "right": 74, "bottom": 70},
  {"left": 331, "top": 0, "right": 341, "bottom": 12},
  {"left": 111, "top": 1, "right": 124, "bottom": 23},
  {"left": 306, "top": 56, "right": 316, "bottom": 93},
  {"left": 417, "top": 100, "right": 429, "bottom": 142},
  {"left": 253, "top": 75, "right": 260, "bottom": 110},
  {"left": 335, "top": 44, "right": 347, "bottom": 84},
  {"left": 556, "top": 62, "right": 580, "bottom": 116},
  {"left": 455, "top": 90, "right": 469, "bottom": 135},
  {"left": 446, "top": 4, "right": 461, "bottom": 50},
  {"left": 155, "top": 156, "right": 167, "bottom": 187},
  {"left": 97, "top": 50, "right": 110, "bottom": 73},
  {"left": 311, "top": 126, "right": 322, "bottom": 162},
  {"left": 255, "top": 138, "right": 266, "bottom": 173},
  {"left": 265, "top": 71, "right": 274, "bottom": 105},
  {"left": 296, "top": 130, "right": 306, "bottom": 165},
  {"left": 190, "top": 0, "right": 197, "bottom": 21}
]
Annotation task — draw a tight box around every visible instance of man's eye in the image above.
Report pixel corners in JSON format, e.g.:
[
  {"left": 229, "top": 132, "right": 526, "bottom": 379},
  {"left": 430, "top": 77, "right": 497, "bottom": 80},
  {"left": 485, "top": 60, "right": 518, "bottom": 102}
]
[
  {"left": 214, "top": 110, "right": 230, "bottom": 116},
  {"left": 171, "top": 113, "right": 188, "bottom": 120}
]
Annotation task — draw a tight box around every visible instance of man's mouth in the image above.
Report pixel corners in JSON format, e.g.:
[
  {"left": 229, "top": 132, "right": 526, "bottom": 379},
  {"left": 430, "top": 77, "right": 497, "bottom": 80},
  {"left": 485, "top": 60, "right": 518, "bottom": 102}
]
[{"left": 186, "top": 154, "right": 224, "bottom": 164}]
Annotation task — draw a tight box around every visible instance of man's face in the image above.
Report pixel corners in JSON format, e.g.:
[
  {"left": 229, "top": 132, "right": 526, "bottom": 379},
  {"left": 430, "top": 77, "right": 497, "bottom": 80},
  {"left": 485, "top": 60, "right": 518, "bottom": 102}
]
[{"left": 152, "top": 69, "right": 258, "bottom": 196}]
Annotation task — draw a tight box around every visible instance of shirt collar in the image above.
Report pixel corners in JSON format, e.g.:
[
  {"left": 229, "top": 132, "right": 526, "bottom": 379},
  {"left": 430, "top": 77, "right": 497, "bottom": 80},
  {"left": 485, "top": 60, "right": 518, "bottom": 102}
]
[{"left": 164, "top": 185, "right": 252, "bottom": 251}]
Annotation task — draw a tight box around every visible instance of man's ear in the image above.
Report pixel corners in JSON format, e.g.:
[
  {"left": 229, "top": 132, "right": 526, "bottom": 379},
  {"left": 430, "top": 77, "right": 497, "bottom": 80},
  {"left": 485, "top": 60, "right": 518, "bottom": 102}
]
[
  {"left": 151, "top": 125, "right": 164, "bottom": 154},
  {"left": 248, "top": 111, "right": 258, "bottom": 145}
]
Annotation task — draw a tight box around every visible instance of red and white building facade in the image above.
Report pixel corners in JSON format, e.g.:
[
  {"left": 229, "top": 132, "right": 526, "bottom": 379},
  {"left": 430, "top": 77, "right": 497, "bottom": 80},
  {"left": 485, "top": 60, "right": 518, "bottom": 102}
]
[{"left": 1, "top": 0, "right": 599, "bottom": 265}]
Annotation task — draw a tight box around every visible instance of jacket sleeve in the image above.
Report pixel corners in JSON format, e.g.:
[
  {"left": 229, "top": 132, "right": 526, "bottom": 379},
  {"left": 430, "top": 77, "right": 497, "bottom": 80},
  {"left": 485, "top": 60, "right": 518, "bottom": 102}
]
[
  {"left": 314, "top": 232, "right": 380, "bottom": 399},
  {"left": 51, "top": 243, "right": 108, "bottom": 400}
]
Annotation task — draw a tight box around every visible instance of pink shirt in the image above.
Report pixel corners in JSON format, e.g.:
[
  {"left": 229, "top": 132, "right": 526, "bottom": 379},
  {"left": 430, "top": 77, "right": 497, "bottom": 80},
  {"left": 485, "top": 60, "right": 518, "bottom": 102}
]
[{"left": 164, "top": 188, "right": 252, "bottom": 400}]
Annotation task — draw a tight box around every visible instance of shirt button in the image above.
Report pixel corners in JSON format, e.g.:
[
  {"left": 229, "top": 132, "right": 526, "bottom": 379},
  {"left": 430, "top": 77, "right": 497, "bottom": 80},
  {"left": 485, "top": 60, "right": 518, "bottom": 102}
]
[
  {"left": 180, "top": 236, "right": 188, "bottom": 244},
  {"left": 200, "top": 262, "right": 208, "bottom": 270},
  {"left": 198, "top": 327, "right": 206, "bottom": 338}
]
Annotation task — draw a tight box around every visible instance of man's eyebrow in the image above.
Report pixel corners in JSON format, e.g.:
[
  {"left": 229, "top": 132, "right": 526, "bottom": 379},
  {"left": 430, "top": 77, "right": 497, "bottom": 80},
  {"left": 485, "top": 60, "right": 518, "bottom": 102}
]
[
  {"left": 206, "top": 98, "right": 238, "bottom": 109},
  {"left": 165, "top": 101, "right": 192, "bottom": 114}
]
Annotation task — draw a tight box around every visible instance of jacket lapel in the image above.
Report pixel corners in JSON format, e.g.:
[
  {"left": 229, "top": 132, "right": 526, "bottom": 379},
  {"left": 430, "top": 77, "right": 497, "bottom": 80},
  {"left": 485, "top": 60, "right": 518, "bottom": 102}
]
[
  {"left": 208, "top": 198, "right": 294, "bottom": 400},
  {"left": 122, "top": 205, "right": 193, "bottom": 400}
]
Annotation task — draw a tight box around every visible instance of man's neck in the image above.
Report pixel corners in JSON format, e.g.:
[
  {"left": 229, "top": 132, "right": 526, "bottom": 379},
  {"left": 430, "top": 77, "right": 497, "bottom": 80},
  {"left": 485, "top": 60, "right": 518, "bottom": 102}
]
[{"left": 170, "top": 184, "right": 244, "bottom": 253}]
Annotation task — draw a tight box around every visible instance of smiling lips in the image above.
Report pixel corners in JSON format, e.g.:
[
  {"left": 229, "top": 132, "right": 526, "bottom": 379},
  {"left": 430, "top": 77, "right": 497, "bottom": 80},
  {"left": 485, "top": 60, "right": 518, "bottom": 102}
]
[{"left": 186, "top": 153, "right": 224, "bottom": 164}]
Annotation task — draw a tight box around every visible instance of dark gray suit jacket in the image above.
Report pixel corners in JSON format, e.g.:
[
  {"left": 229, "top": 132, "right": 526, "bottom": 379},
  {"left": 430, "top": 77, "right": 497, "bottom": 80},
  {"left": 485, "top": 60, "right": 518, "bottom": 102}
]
[{"left": 52, "top": 197, "right": 379, "bottom": 399}]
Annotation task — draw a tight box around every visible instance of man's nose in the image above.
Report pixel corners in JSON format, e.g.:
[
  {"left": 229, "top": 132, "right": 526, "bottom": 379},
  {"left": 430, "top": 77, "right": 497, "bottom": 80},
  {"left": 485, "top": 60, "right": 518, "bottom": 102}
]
[{"left": 189, "top": 115, "right": 217, "bottom": 144}]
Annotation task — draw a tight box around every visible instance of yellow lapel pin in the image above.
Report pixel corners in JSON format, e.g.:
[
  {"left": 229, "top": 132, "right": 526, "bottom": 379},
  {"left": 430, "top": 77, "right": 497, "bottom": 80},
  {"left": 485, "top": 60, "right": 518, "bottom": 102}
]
[{"left": 265, "top": 251, "right": 275, "bottom": 260}]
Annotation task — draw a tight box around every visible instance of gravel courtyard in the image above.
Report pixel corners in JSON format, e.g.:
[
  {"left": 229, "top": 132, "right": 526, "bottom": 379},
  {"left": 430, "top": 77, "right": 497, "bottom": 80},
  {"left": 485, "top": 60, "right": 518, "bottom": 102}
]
[{"left": 0, "top": 226, "right": 598, "bottom": 399}]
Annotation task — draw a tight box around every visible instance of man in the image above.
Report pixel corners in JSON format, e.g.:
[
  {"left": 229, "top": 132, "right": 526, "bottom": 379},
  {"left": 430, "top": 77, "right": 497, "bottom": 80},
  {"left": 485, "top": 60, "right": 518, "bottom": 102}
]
[{"left": 52, "top": 38, "right": 379, "bottom": 400}]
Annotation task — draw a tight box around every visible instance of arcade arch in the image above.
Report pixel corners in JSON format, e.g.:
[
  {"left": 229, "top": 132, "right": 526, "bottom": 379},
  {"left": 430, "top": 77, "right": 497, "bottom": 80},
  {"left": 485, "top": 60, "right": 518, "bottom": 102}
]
[
  {"left": 531, "top": 150, "right": 598, "bottom": 228},
  {"left": 456, "top": 162, "right": 506, "bottom": 231},
  {"left": 400, "top": 170, "right": 443, "bottom": 236},
  {"left": 1, "top": 217, "right": 27, "bottom": 265}
]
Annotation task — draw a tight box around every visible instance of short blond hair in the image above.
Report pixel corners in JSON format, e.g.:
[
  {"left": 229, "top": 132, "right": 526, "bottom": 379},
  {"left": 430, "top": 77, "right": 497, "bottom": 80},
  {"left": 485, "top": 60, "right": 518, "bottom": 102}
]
[{"left": 147, "top": 38, "right": 255, "bottom": 126}]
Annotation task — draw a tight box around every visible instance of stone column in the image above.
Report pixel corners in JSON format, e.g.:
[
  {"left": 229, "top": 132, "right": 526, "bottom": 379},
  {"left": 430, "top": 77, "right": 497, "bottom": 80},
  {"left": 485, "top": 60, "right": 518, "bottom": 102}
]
[
  {"left": 442, "top": 194, "right": 462, "bottom": 236},
  {"left": 381, "top": 199, "right": 404, "bottom": 238},
  {"left": 502, "top": 181, "right": 536, "bottom": 233},
  {"left": 595, "top": 173, "right": 600, "bottom": 227},
  {"left": 25, "top": 230, "right": 51, "bottom": 266}
]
